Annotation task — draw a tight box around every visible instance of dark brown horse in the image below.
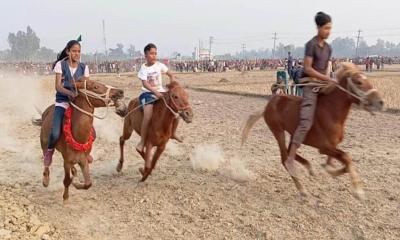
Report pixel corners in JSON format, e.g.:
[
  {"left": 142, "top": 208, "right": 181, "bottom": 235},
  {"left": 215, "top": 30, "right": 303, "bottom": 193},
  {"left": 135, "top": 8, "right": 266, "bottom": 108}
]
[
  {"left": 34, "top": 80, "right": 126, "bottom": 202},
  {"left": 117, "top": 81, "right": 193, "bottom": 181},
  {"left": 242, "top": 63, "right": 384, "bottom": 199}
]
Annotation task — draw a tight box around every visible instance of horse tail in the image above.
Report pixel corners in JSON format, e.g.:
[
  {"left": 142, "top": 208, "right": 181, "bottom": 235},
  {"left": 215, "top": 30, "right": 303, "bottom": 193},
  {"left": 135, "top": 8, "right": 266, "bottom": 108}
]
[
  {"left": 31, "top": 105, "right": 43, "bottom": 126},
  {"left": 241, "top": 110, "right": 264, "bottom": 146}
]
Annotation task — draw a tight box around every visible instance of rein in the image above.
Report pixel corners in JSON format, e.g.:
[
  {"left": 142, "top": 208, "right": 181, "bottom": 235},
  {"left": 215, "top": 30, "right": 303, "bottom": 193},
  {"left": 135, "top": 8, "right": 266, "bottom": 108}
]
[
  {"left": 283, "top": 78, "right": 377, "bottom": 108},
  {"left": 70, "top": 79, "right": 116, "bottom": 120},
  {"left": 124, "top": 87, "right": 190, "bottom": 119}
]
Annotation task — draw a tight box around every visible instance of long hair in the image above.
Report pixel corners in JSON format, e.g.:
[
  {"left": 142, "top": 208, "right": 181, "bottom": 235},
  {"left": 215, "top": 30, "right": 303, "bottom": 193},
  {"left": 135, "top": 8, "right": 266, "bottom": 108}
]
[{"left": 52, "top": 40, "right": 81, "bottom": 70}]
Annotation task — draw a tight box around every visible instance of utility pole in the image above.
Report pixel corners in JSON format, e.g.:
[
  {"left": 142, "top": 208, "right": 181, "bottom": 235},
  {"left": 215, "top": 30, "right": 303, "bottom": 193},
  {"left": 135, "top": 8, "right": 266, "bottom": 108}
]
[
  {"left": 355, "top": 29, "right": 362, "bottom": 58},
  {"left": 102, "top": 19, "right": 108, "bottom": 58},
  {"left": 242, "top": 43, "right": 246, "bottom": 59},
  {"left": 272, "top": 32, "right": 278, "bottom": 59},
  {"left": 209, "top": 36, "right": 214, "bottom": 60}
]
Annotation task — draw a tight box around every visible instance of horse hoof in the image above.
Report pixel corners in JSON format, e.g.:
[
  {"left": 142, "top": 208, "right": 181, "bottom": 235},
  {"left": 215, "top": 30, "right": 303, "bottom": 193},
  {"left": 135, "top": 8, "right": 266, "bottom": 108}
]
[
  {"left": 299, "top": 190, "right": 309, "bottom": 197},
  {"left": 352, "top": 187, "right": 365, "bottom": 201},
  {"left": 42, "top": 169, "right": 50, "bottom": 187},
  {"left": 116, "top": 163, "right": 123, "bottom": 172},
  {"left": 308, "top": 168, "right": 316, "bottom": 177}
]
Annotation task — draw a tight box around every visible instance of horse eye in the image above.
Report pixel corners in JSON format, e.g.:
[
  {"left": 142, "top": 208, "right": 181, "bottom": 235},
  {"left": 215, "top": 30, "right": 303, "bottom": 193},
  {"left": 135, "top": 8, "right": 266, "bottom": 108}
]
[
  {"left": 174, "top": 95, "right": 178, "bottom": 99},
  {"left": 94, "top": 85, "right": 98, "bottom": 89}
]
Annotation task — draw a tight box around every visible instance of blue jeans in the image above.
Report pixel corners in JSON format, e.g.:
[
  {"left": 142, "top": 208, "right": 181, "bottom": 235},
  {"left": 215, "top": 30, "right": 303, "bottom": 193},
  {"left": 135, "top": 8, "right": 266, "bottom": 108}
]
[{"left": 47, "top": 106, "right": 65, "bottom": 149}]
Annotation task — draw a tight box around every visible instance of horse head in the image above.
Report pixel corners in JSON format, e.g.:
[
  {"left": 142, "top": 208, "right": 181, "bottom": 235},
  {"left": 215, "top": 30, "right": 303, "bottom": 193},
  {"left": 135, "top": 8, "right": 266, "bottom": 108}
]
[
  {"left": 336, "top": 62, "right": 384, "bottom": 112},
  {"left": 166, "top": 81, "right": 193, "bottom": 123},
  {"left": 74, "top": 80, "right": 127, "bottom": 116}
]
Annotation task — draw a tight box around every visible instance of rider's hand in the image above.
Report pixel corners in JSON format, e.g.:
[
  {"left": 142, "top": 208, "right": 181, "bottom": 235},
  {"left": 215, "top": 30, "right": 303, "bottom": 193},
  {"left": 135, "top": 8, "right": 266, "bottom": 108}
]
[
  {"left": 68, "top": 91, "right": 78, "bottom": 100},
  {"left": 154, "top": 91, "right": 163, "bottom": 99}
]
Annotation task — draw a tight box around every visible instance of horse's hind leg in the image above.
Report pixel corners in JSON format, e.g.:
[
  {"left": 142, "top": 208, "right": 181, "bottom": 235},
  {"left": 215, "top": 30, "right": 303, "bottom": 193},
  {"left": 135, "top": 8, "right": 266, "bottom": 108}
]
[
  {"left": 150, "top": 144, "right": 166, "bottom": 170},
  {"left": 117, "top": 122, "right": 134, "bottom": 172},
  {"left": 268, "top": 124, "right": 307, "bottom": 196},
  {"left": 322, "top": 148, "right": 364, "bottom": 200},
  {"left": 63, "top": 162, "right": 73, "bottom": 202}
]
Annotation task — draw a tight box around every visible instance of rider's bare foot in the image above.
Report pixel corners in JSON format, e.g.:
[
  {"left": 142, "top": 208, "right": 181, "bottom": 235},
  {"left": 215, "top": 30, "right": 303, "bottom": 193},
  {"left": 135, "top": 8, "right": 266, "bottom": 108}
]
[
  {"left": 284, "top": 158, "right": 300, "bottom": 178},
  {"left": 171, "top": 135, "right": 183, "bottom": 143}
]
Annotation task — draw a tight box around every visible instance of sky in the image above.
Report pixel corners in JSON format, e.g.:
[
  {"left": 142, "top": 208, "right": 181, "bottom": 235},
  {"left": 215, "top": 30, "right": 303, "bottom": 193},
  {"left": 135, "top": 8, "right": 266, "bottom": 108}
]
[{"left": 1, "top": 0, "right": 400, "bottom": 57}]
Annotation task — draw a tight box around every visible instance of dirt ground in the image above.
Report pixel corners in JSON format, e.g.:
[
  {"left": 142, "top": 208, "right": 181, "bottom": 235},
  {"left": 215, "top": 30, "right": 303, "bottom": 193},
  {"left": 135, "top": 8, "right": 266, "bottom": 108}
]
[{"left": 0, "top": 69, "right": 399, "bottom": 240}]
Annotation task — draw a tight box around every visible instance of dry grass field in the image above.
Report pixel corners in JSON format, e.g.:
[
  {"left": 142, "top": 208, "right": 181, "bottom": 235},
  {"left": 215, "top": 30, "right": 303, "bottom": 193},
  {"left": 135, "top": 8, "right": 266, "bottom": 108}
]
[{"left": 0, "top": 67, "right": 399, "bottom": 239}]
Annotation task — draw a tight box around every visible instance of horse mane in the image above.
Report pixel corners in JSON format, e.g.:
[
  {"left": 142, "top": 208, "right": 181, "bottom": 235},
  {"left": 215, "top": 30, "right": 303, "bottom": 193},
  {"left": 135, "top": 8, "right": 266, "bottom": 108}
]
[
  {"left": 167, "top": 80, "right": 180, "bottom": 90},
  {"left": 336, "top": 62, "right": 361, "bottom": 81}
]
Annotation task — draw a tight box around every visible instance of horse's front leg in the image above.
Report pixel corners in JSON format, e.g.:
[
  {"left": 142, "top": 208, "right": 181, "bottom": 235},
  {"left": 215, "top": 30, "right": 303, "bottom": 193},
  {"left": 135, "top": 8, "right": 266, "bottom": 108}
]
[
  {"left": 72, "top": 155, "right": 92, "bottom": 190},
  {"left": 139, "top": 142, "right": 153, "bottom": 182},
  {"left": 63, "top": 161, "right": 73, "bottom": 203},
  {"left": 323, "top": 148, "right": 364, "bottom": 200},
  {"left": 150, "top": 144, "right": 166, "bottom": 170}
]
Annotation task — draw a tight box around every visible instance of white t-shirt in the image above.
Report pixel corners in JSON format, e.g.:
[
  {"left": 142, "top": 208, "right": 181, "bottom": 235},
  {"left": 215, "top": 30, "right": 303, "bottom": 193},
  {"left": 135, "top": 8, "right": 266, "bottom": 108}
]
[
  {"left": 138, "top": 62, "right": 168, "bottom": 93},
  {"left": 53, "top": 60, "right": 90, "bottom": 78},
  {"left": 53, "top": 60, "right": 90, "bottom": 109}
]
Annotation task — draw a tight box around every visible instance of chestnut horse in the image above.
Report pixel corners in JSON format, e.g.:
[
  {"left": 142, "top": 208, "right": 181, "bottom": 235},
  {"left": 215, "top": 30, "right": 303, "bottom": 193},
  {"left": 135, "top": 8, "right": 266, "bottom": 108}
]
[
  {"left": 34, "top": 80, "right": 126, "bottom": 201},
  {"left": 242, "top": 63, "right": 384, "bottom": 199},
  {"left": 117, "top": 81, "right": 193, "bottom": 181}
]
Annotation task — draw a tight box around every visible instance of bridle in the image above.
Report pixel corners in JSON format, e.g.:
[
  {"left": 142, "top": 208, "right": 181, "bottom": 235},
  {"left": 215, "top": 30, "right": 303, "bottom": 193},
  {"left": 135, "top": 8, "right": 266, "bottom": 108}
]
[
  {"left": 336, "top": 75, "right": 378, "bottom": 107},
  {"left": 70, "top": 79, "right": 118, "bottom": 119},
  {"left": 163, "top": 86, "right": 191, "bottom": 118}
]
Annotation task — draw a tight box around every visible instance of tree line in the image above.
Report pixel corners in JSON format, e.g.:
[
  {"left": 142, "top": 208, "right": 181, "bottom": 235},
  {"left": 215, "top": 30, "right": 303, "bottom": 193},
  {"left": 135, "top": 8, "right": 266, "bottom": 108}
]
[{"left": 1, "top": 26, "right": 400, "bottom": 62}]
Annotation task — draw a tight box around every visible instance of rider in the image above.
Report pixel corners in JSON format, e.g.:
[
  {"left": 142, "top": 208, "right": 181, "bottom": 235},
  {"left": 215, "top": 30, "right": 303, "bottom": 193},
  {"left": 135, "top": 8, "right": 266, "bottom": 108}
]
[
  {"left": 285, "top": 12, "right": 337, "bottom": 177},
  {"left": 43, "top": 40, "right": 94, "bottom": 168},
  {"left": 135, "top": 43, "right": 182, "bottom": 155}
]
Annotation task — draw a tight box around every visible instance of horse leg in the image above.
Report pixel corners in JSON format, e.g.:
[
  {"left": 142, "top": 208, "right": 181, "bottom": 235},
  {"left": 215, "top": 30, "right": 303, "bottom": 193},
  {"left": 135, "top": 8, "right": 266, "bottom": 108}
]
[
  {"left": 150, "top": 144, "right": 166, "bottom": 171},
  {"left": 72, "top": 157, "right": 92, "bottom": 190},
  {"left": 139, "top": 142, "right": 153, "bottom": 182},
  {"left": 117, "top": 136, "right": 127, "bottom": 172},
  {"left": 63, "top": 162, "right": 73, "bottom": 202},
  {"left": 117, "top": 122, "right": 134, "bottom": 172},
  {"left": 322, "top": 148, "right": 364, "bottom": 200},
  {"left": 295, "top": 153, "right": 315, "bottom": 176},
  {"left": 171, "top": 119, "right": 183, "bottom": 142},
  {"left": 269, "top": 127, "right": 307, "bottom": 196},
  {"left": 43, "top": 167, "right": 50, "bottom": 187}
]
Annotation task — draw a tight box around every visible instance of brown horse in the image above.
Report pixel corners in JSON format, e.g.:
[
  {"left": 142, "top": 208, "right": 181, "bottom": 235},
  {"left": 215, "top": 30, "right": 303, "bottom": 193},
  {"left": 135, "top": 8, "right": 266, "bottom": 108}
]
[
  {"left": 242, "top": 63, "right": 384, "bottom": 199},
  {"left": 117, "top": 81, "right": 193, "bottom": 181},
  {"left": 35, "top": 80, "right": 126, "bottom": 201}
]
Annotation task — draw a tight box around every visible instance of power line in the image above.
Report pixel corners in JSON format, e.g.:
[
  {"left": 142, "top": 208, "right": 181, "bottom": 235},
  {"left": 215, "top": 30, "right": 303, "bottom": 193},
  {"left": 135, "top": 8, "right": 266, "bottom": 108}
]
[{"left": 241, "top": 43, "right": 246, "bottom": 59}]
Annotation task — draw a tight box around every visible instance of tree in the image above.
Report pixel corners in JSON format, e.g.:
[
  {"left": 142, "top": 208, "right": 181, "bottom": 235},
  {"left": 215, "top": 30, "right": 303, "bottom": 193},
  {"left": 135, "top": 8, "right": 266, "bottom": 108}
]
[
  {"left": 35, "top": 47, "right": 56, "bottom": 62},
  {"left": 7, "top": 26, "right": 40, "bottom": 61},
  {"left": 108, "top": 43, "right": 126, "bottom": 60},
  {"left": 127, "top": 44, "right": 136, "bottom": 58}
]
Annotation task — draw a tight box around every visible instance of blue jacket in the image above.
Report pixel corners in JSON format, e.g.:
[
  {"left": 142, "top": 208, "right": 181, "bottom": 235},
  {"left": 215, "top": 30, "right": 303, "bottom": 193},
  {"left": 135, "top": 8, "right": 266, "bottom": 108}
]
[{"left": 55, "top": 60, "right": 86, "bottom": 103}]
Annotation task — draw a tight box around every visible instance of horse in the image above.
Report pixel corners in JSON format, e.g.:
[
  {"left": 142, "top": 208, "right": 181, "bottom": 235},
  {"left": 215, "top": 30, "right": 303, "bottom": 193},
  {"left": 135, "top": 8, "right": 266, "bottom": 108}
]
[
  {"left": 34, "top": 80, "right": 126, "bottom": 202},
  {"left": 242, "top": 62, "right": 384, "bottom": 199},
  {"left": 117, "top": 81, "right": 193, "bottom": 182}
]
